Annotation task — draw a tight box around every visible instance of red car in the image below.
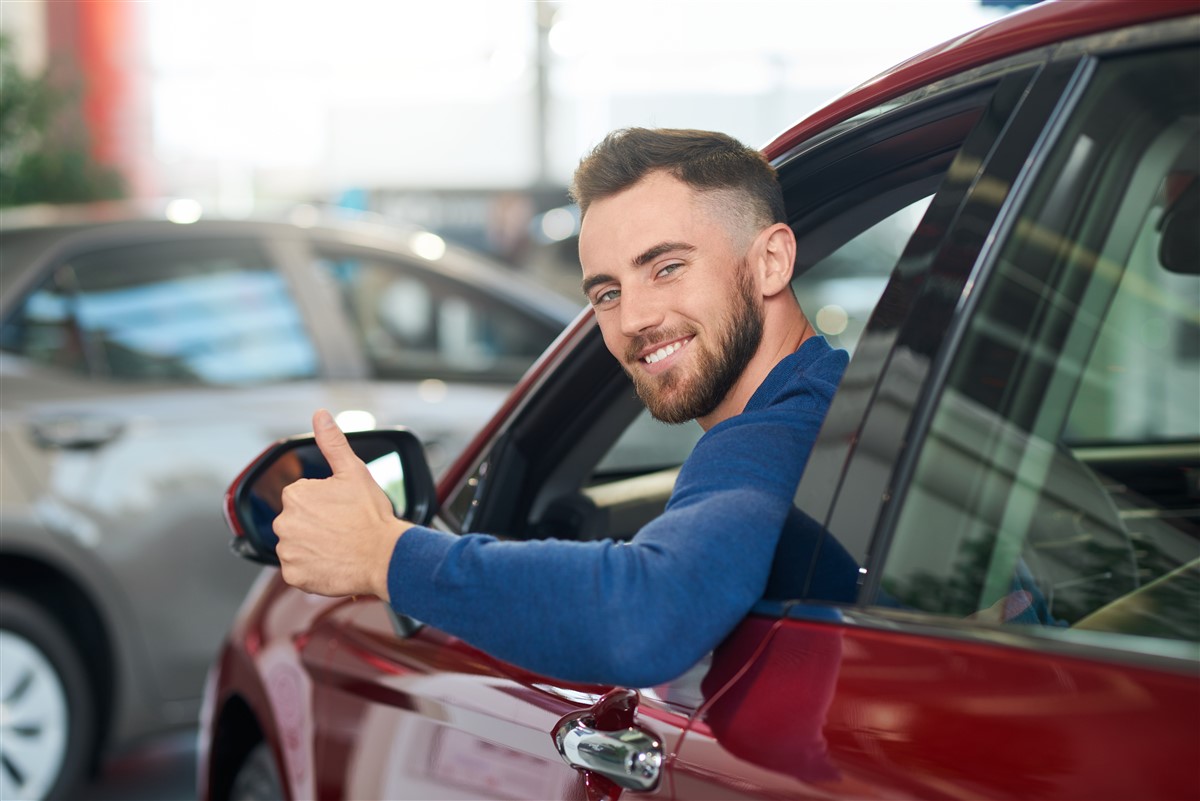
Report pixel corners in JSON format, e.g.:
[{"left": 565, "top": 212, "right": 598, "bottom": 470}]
[{"left": 202, "top": 2, "right": 1200, "bottom": 799}]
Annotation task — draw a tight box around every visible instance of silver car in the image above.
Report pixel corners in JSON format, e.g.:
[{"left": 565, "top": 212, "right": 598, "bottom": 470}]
[{"left": 0, "top": 206, "right": 578, "bottom": 800}]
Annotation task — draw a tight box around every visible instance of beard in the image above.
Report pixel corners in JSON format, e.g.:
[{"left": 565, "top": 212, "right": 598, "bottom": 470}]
[{"left": 624, "top": 264, "right": 764, "bottom": 424}]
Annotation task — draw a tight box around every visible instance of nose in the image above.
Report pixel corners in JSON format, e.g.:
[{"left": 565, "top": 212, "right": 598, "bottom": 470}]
[{"left": 619, "top": 286, "right": 665, "bottom": 338}]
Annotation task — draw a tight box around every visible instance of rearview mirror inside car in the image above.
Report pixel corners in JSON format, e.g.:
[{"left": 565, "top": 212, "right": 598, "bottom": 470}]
[
  {"left": 222, "top": 428, "right": 437, "bottom": 566},
  {"left": 1159, "top": 176, "right": 1198, "bottom": 274}
]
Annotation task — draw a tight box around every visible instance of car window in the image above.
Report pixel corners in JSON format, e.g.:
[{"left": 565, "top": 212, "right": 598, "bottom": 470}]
[
  {"left": 448, "top": 75, "right": 1009, "bottom": 545},
  {"left": 592, "top": 410, "right": 702, "bottom": 477},
  {"left": 0, "top": 238, "right": 319, "bottom": 385},
  {"left": 315, "top": 251, "right": 558, "bottom": 383},
  {"left": 507, "top": 197, "right": 950, "bottom": 541},
  {"left": 877, "top": 46, "right": 1200, "bottom": 648},
  {"left": 794, "top": 196, "right": 932, "bottom": 355}
]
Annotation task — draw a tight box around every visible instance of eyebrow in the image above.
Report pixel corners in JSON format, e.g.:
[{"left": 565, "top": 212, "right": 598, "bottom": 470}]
[
  {"left": 635, "top": 241, "right": 695, "bottom": 266},
  {"left": 581, "top": 273, "right": 613, "bottom": 296}
]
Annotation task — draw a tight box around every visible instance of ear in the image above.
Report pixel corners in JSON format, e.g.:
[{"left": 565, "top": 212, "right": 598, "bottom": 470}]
[{"left": 752, "top": 223, "right": 796, "bottom": 298}]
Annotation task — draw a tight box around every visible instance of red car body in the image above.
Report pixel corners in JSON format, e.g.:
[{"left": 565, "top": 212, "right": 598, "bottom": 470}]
[{"left": 201, "top": 2, "right": 1200, "bottom": 799}]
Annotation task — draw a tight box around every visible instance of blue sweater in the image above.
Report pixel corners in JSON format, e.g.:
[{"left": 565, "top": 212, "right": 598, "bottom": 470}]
[{"left": 387, "top": 336, "right": 849, "bottom": 687}]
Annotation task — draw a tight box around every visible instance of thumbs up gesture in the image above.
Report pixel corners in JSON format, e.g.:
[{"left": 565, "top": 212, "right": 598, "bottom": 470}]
[{"left": 274, "top": 409, "right": 410, "bottom": 601}]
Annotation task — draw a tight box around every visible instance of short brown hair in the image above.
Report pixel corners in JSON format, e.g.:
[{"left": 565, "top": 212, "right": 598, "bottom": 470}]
[{"left": 569, "top": 128, "right": 786, "bottom": 236}]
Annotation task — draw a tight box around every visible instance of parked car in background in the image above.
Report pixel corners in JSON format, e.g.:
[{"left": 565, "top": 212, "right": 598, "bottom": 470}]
[
  {"left": 203, "top": 2, "right": 1199, "bottom": 800},
  {"left": 0, "top": 206, "right": 579, "bottom": 800}
]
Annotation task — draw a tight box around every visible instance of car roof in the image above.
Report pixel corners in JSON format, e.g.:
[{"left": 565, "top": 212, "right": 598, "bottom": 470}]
[
  {"left": 0, "top": 203, "right": 581, "bottom": 322},
  {"left": 763, "top": 0, "right": 1197, "bottom": 160}
]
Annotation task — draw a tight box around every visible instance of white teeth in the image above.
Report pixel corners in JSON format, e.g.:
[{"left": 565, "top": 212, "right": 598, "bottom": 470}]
[{"left": 643, "top": 339, "right": 688, "bottom": 364}]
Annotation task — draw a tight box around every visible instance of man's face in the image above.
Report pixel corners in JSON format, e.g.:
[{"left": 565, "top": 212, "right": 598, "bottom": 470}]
[{"left": 579, "top": 172, "right": 764, "bottom": 424}]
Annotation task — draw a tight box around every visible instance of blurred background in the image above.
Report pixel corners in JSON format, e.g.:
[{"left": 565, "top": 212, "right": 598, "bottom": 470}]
[
  {"left": 1, "top": 0, "right": 1021, "bottom": 296},
  {"left": 0, "top": 1, "right": 1033, "bottom": 799}
]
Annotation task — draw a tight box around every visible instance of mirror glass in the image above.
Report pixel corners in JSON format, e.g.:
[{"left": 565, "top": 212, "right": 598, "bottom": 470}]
[
  {"left": 240, "top": 434, "right": 411, "bottom": 562},
  {"left": 363, "top": 450, "right": 408, "bottom": 512}
]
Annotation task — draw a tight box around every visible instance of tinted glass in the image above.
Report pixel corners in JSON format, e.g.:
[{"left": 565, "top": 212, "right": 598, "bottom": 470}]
[
  {"left": 317, "top": 251, "right": 557, "bottom": 383},
  {"left": 880, "top": 47, "right": 1200, "bottom": 646},
  {"left": 1, "top": 239, "right": 318, "bottom": 384}
]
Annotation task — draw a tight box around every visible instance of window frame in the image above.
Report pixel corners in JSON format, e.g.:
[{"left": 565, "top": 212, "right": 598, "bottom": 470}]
[{"left": 311, "top": 243, "right": 567, "bottom": 385}]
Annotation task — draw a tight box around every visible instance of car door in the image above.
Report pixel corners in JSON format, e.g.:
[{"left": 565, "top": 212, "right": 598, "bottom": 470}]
[
  {"left": 677, "top": 21, "right": 1199, "bottom": 800},
  {"left": 301, "top": 598, "right": 700, "bottom": 800}
]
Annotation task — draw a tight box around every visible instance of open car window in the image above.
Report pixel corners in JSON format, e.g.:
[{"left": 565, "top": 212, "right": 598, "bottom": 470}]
[
  {"left": 447, "top": 75, "right": 1019, "bottom": 554},
  {"left": 577, "top": 192, "right": 938, "bottom": 539},
  {"left": 590, "top": 195, "right": 934, "bottom": 483}
]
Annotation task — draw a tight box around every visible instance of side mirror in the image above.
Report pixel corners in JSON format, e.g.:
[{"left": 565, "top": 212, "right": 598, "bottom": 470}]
[
  {"left": 222, "top": 428, "right": 437, "bottom": 566},
  {"left": 1159, "top": 176, "right": 1198, "bottom": 275}
]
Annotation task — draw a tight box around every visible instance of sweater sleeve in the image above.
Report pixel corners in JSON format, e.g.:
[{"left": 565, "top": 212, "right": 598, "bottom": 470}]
[{"left": 386, "top": 404, "right": 829, "bottom": 688}]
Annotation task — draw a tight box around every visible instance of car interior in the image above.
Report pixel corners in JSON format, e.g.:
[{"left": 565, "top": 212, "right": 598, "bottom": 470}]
[
  {"left": 1065, "top": 148, "right": 1200, "bottom": 641},
  {"left": 1051, "top": 104, "right": 1199, "bottom": 640}
]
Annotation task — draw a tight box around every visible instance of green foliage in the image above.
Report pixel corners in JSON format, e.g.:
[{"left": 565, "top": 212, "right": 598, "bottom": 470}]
[{"left": 0, "top": 34, "right": 125, "bottom": 207}]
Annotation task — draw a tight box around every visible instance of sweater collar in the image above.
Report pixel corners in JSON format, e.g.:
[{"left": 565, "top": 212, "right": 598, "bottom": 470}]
[{"left": 743, "top": 336, "right": 832, "bottom": 413}]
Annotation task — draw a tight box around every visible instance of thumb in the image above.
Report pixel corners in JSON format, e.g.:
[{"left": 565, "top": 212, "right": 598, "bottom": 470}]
[{"left": 312, "top": 409, "right": 365, "bottom": 477}]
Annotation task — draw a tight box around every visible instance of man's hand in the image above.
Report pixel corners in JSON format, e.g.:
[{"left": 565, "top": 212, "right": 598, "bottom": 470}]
[{"left": 273, "top": 409, "right": 411, "bottom": 601}]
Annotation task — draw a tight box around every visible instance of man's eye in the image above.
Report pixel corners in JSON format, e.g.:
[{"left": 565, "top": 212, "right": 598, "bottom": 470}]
[
  {"left": 594, "top": 288, "right": 620, "bottom": 305},
  {"left": 657, "top": 263, "right": 683, "bottom": 278}
]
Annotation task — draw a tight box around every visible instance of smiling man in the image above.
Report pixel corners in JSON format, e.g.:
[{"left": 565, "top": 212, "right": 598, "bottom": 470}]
[
  {"left": 273, "top": 128, "right": 858, "bottom": 686},
  {"left": 577, "top": 139, "right": 817, "bottom": 430}
]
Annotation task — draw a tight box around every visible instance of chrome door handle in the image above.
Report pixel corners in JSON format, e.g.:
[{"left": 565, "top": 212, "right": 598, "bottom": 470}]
[{"left": 553, "top": 710, "right": 663, "bottom": 791}]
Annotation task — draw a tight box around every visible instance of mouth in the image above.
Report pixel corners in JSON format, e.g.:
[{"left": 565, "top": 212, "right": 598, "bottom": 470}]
[{"left": 636, "top": 337, "right": 692, "bottom": 373}]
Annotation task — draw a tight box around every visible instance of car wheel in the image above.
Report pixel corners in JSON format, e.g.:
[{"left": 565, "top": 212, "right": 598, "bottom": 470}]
[
  {"left": 0, "top": 590, "right": 95, "bottom": 801},
  {"left": 229, "top": 742, "right": 283, "bottom": 801}
]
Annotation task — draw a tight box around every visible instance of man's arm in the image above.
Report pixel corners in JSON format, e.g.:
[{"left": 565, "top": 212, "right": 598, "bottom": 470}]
[
  {"left": 275, "top": 406, "right": 829, "bottom": 687},
  {"left": 386, "top": 408, "right": 827, "bottom": 686}
]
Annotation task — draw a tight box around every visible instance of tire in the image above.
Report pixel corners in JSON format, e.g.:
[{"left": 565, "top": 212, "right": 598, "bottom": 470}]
[
  {"left": 0, "top": 590, "right": 95, "bottom": 801},
  {"left": 228, "top": 742, "right": 284, "bottom": 801}
]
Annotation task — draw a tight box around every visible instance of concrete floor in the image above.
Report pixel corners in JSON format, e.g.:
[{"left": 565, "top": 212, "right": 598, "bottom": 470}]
[{"left": 77, "top": 729, "right": 198, "bottom": 801}]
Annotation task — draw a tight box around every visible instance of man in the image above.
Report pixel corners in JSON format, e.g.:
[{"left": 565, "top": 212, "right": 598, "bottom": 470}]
[{"left": 273, "top": 128, "right": 856, "bottom": 687}]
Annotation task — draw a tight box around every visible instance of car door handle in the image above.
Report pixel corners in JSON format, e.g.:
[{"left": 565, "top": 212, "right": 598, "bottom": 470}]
[
  {"left": 553, "top": 709, "right": 663, "bottom": 792},
  {"left": 29, "top": 415, "right": 125, "bottom": 449}
]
